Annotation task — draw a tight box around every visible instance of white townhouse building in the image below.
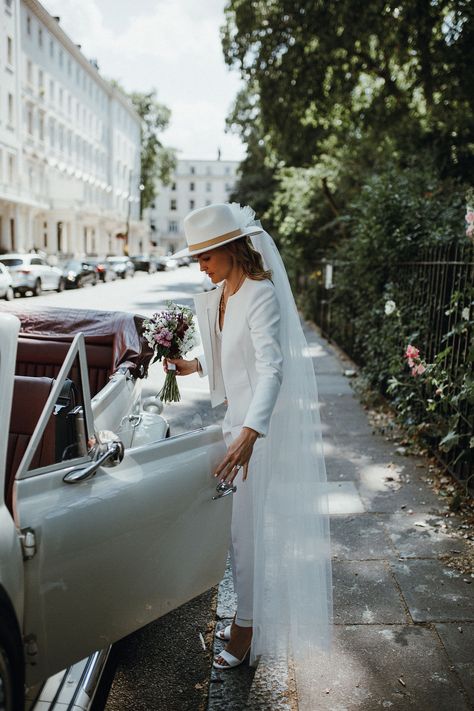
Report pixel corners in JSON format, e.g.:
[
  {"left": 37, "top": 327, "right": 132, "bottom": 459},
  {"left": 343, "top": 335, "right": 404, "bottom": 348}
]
[
  {"left": 148, "top": 157, "right": 239, "bottom": 254},
  {"left": 0, "top": 0, "right": 147, "bottom": 258}
]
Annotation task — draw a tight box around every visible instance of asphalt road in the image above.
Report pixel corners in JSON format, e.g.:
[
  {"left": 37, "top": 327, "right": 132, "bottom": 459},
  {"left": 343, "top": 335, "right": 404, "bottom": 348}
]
[{"left": 28, "top": 265, "right": 227, "bottom": 711}]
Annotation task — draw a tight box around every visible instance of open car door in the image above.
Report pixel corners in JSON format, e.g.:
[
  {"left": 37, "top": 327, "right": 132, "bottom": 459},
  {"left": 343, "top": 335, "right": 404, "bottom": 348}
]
[{"left": 12, "top": 334, "right": 232, "bottom": 684}]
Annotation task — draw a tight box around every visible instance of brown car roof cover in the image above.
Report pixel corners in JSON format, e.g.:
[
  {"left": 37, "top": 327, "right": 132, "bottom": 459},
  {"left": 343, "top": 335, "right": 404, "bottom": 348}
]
[{"left": 0, "top": 303, "right": 154, "bottom": 378}]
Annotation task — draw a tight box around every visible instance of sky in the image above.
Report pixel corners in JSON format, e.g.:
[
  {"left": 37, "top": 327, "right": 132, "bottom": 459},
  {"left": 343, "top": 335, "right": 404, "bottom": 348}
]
[{"left": 42, "top": 0, "right": 246, "bottom": 162}]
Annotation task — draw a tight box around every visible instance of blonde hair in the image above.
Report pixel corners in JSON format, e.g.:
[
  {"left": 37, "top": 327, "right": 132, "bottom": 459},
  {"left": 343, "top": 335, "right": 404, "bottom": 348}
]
[{"left": 225, "top": 236, "right": 272, "bottom": 281}]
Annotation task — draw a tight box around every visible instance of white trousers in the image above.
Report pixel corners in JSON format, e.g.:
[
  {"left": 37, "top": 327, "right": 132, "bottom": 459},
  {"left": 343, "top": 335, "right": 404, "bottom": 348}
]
[{"left": 224, "top": 426, "right": 263, "bottom": 629}]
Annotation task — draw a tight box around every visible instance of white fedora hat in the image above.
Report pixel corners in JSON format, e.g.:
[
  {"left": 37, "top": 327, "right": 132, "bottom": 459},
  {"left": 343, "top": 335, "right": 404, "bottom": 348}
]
[{"left": 172, "top": 203, "right": 262, "bottom": 258}]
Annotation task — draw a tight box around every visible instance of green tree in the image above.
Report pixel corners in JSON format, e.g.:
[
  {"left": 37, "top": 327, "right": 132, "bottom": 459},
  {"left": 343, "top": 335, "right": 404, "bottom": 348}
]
[
  {"left": 222, "top": 0, "right": 474, "bottom": 180},
  {"left": 128, "top": 90, "right": 176, "bottom": 216}
]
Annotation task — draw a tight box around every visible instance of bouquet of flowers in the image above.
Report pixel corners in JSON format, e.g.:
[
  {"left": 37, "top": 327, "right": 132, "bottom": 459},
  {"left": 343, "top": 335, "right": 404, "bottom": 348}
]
[{"left": 143, "top": 301, "right": 199, "bottom": 403}]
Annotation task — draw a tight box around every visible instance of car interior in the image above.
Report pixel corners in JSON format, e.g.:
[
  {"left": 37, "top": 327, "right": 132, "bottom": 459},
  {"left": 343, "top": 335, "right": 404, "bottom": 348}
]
[{"left": 3, "top": 306, "right": 154, "bottom": 517}]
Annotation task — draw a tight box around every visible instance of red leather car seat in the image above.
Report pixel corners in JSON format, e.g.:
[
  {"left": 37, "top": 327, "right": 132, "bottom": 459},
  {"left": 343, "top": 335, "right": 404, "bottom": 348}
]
[{"left": 5, "top": 376, "right": 56, "bottom": 513}]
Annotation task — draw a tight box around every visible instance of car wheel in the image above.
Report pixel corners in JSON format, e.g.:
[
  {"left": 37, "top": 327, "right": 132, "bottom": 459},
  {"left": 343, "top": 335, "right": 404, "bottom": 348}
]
[
  {"left": 33, "top": 279, "right": 42, "bottom": 297},
  {"left": 4, "top": 287, "right": 14, "bottom": 301},
  {"left": 121, "top": 273, "right": 126, "bottom": 279},
  {"left": 56, "top": 278, "right": 65, "bottom": 293},
  {"left": 0, "top": 618, "right": 24, "bottom": 711}
]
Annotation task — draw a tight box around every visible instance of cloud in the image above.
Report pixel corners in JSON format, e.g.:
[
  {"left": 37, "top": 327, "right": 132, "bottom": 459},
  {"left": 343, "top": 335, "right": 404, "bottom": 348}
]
[{"left": 42, "top": 0, "right": 244, "bottom": 160}]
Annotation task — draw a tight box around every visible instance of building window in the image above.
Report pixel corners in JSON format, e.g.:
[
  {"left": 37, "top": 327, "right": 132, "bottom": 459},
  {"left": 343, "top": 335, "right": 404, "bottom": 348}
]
[
  {"left": 7, "top": 36, "right": 13, "bottom": 66},
  {"left": 189, "top": 199, "right": 195, "bottom": 209},
  {"left": 38, "top": 27, "right": 42, "bottom": 48},
  {"left": 27, "top": 106, "right": 33, "bottom": 135},
  {"left": 206, "top": 166, "right": 212, "bottom": 175},
  {"left": 59, "top": 87, "right": 63, "bottom": 108},
  {"left": 50, "top": 39, "right": 54, "bottom": 58},
  {"left": 169, "top": 220, "right": 178, "bottom": 233},
  {"left": 205, "top": 200, "right": 211, "bottom": 206},
  {"left": 49, "top": 79, "right": 54, "bottom": 102},
  {"left": 170, "top": 199, "right": 177, "bottom": 211},
  {"left": 59, "top": 50, "right": 63, "bottom": 68},
  {"left": 39, "top": 113, "right": 44, "bottom": 141},
  {"left": 225, "top": 166, "right": 231, "bottom": 175},
  {"left": 171, "top": 182, "right": 176, "bottom": 191},
  {"left": 26, "top": 14, "right": 31, "bottom": 35},
  {"left": 8, "top": 155, "right": 15, "bottom": 182},
  {"left": 206, "top": 182, "right": 212, "bottom": 192},
  {"left": 7, "top": 93, "right": 14, "bottom": 125},
  {"left": 38, "top": 69, "right": 44, "bottom": 91},
  {"left": 225, "top": 183, "right": 233, "bottom": 192},
  {"left": 190, "top": 166, "right": 195, "bottom": 175},
  {"left": 27, "top": 59, "right": 33, "bottom": 84},
  {"left": 189, "top": 182, "right": 195, "bottom": 191}
]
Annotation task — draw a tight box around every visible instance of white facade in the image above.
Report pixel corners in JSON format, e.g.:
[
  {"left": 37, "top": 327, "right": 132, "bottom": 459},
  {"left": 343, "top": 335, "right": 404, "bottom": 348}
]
[
  {"left": 0, "top": 0, "right": 147, "bottom": 258},
  {"left": 148, "top": 158, "right": 239, "bottom": 254}
]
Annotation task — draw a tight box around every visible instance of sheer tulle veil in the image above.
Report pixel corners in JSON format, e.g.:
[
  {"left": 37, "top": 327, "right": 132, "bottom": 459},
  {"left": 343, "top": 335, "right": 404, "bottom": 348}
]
[{"left": 228, "top": 203, "right": 333, "bottom": 670}]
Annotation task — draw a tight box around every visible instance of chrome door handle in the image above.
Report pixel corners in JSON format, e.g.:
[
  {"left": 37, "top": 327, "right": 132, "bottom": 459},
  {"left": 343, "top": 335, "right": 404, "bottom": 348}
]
[
  {"left": 63, "top": 441, "right": 124, "bottom": 484},
  {"left": 212, "top": 481, "right": 236, "bottom": 500}
]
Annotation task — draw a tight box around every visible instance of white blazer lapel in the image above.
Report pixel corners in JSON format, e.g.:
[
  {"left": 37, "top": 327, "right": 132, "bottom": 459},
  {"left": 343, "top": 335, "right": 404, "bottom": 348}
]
[{"left": 194, "top": 287, "right": 225, "bottom": 407}]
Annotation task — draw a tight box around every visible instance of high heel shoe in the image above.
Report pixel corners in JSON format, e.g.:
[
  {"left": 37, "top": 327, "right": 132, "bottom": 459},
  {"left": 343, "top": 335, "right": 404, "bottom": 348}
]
[
  {"left": 213, "top": 645, "right": 251, "bottom": 670},
  {"left": 215, "top": 624, "right": 231, "bottom": 641}
]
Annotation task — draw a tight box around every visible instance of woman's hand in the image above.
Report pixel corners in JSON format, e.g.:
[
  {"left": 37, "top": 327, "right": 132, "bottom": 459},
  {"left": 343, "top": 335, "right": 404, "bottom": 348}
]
[
  {"left": 164, "top": 357, "right": 199, "bottom": 376},
  {"left": 214, "top": 427, "right": 259, "bottom": 483}
]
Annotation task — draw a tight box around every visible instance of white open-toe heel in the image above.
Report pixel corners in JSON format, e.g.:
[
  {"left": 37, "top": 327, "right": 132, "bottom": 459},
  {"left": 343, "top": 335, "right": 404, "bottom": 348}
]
[
  {"left": 213, "top": 646, "right": 250, "bottom": 670},
  {"left": 215, "top": 624, "right": 231, "bottom": 641}
]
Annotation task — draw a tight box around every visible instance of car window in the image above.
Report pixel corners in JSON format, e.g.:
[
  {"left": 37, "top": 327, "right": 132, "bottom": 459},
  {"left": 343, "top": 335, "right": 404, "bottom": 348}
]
[
  {"left": 30, "top": 257, "right": 43, "bottom": 265},
  {"left": 1, "top": 258, "right": 23, "bottom": 266},
  {"left": 19, "top": 349, "right": 95, "bottom": 477}
]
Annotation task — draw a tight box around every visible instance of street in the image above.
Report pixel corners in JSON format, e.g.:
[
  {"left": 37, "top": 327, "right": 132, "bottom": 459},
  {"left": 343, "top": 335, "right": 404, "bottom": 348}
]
[{"left": 27, "top": 263, "right": 228, "bottom": 711}]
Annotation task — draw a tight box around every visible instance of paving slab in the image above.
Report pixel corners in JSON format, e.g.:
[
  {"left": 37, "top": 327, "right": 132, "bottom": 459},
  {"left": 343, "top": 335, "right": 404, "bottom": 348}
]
[
  {"left": 333, "top": 561, "right": 407, "bottom": 624},
  {"left": 331, "top": 514, "right": 396, "bottom": 560},
  {"left": 295, "top": 625, "right": 471, "bottom": 711},
  {"left": 314, "top": 374, "right": 355, "bottom": 396},
  {"left": 319, "top": 396, "right": 374, "bottom": 437},
  {"left": 435, "top": 622, "right": 474, "bottom": 704},
  {"left": 384, "top": 512, "right": 469, "bottom": 559},
  {"left": 358, "top": 467, "right": 442, "bottom": 513},
  {"left": 323, "top": 481, "right": 366, "bottom": 514},
  {"left": 392, "top": 559, "right": 474, "bottom": 622}
]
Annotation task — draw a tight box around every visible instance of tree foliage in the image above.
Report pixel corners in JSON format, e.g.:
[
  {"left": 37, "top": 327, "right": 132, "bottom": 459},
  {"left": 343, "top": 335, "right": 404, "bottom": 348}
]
[
  {"left": 223, "top": 0, "right": 474, "bottom": 180},
  {"left": 128, "top": 90, "right": 176, "bottom": 216}
]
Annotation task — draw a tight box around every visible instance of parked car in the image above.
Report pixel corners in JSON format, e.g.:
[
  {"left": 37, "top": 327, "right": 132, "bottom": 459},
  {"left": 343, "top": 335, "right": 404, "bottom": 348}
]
[
  {"left": 0, "top": 253, "right": 65, "bottom": 296},
  {"left": 83, "top": 257, "right": 117, "bottom": 283},
  {"left": 106, "top": 256, "right": 135, "bottom": 279},
  {"left": 0, "top": 262, "right": 14, "bottom": 300},
  {"left": 155, "top": 255, "right": 168, "bottom": 271},
  {"left": 177, "top": 256, "right": 192, "bottom": 267},
  {"left": 60, "top": 259, "right": 98, "bottom": 288},
  {"left": 0, "top": 304, "right": 231, "bottom": 711},
  {"left": 130, "top": 254, "right": 158, "bottom": 274}
]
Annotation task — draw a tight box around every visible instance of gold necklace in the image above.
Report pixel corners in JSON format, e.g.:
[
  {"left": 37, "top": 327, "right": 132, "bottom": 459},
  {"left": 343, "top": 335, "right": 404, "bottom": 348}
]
[{"left": 219, "top": 272, "right": 245, "bottom": 315}]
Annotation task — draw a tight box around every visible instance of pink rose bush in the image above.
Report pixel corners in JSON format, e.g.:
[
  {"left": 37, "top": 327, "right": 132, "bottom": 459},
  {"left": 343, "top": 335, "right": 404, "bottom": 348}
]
[
  {"left": 404, "top": 344, "right": 427, "bottom": 377},
  {"left": 143, "top": 301, "right": 199, "bottom": 402}
]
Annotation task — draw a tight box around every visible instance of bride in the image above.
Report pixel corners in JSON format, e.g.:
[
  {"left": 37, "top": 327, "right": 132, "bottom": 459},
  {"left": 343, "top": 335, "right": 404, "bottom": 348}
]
[{"left": 167, "top": 202, "right": 332, "bottom": 670}]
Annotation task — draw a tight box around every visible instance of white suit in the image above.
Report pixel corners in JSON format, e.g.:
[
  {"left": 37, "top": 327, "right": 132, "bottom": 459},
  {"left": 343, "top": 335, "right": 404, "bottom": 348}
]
[{"left": 194, "top": 277, "right": 283, "bottom": 623}]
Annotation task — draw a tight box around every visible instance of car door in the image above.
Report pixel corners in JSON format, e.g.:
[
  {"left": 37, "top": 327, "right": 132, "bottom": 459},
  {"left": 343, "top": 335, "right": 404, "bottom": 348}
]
[{"left": 12, "top": 334, "right": 232, "bottom": 684}]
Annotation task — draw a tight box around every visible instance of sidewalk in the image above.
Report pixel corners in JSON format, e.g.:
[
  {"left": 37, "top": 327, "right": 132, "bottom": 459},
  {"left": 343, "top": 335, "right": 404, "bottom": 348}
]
[{"left": 208, "top": 320, "right": 473, "bottom": 711}]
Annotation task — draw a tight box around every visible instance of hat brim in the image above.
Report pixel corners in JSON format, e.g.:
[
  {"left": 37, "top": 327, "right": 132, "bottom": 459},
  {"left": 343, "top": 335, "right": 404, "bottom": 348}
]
[{"left": 170, "top": 226, "right": 263, "bottom": 259}]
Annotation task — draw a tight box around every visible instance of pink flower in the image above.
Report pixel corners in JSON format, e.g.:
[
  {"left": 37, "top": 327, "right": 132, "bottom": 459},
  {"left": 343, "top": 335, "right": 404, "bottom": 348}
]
[
  {"left": 466, "top": 210, "right": 474, "bottom": 224},
  {"left": 154, "top": 328, "right": 173, "bottom": 347},
  {"left": 405, "top": 344, "right": 420, "bottom": 360},
  {"left": 411, "top": 363, "right": 426, "bottom": 376}
]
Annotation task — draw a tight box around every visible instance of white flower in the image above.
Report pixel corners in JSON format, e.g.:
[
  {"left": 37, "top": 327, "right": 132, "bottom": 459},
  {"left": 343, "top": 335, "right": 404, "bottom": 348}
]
[
  {"left": 229, "top": 202, "right": 256, "bottom": 230},
  {"left": 384, "top": 300, "right": 397, "bottom": 316},
  {"left": 462, "top": 306, "right": 470, "bottom": 321}
]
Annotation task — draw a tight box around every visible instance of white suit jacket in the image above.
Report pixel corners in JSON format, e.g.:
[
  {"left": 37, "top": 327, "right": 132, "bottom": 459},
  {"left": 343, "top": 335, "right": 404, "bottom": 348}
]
[{"left": 194, "top": 278, "right": 283, "bottom": 437}]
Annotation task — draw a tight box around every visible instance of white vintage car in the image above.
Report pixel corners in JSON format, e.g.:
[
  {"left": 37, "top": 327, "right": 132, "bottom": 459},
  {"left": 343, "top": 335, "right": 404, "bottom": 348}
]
[{"left": 0, "top": 305, "right": 232, "bottom": 711}]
